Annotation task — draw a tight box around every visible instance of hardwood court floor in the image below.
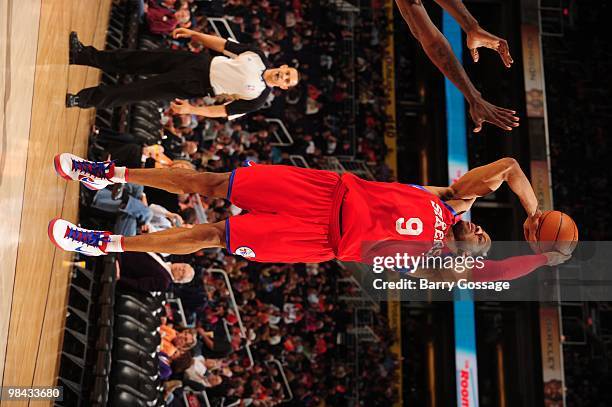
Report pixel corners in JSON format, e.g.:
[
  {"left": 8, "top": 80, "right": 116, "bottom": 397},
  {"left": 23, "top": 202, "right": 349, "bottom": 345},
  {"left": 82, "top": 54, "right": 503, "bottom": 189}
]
[{"left": 0, "top": 0, "right": 111, "bottom": 405}]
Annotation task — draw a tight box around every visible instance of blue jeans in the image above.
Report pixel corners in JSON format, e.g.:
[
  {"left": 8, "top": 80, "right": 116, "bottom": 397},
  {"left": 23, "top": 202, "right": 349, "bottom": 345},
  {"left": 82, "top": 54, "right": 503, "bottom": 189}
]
[{"left": 92, "top": 183, "right": 152, "bottom": 235}]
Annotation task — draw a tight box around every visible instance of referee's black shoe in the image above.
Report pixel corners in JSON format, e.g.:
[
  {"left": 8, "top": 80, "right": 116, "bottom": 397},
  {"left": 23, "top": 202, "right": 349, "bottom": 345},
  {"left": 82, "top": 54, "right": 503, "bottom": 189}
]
[
  {"left": 66, "top": 93, "right": 80, "bottom": 108},
  {"left": 69, "top": 31, "right": 84, "bottom": 64}
]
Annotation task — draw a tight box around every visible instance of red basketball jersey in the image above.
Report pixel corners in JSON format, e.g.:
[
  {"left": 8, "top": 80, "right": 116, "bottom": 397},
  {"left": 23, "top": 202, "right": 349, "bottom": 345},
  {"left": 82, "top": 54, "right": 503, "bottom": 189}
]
[{"left": 336, "top": 173, "right": 458, "bottom": 262}]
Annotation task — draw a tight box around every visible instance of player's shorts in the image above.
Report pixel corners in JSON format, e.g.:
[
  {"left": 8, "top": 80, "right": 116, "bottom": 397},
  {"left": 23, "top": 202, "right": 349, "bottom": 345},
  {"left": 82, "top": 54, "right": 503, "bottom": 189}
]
[{"left": 225, "top": 164, "right": 346, "bottom": 263}]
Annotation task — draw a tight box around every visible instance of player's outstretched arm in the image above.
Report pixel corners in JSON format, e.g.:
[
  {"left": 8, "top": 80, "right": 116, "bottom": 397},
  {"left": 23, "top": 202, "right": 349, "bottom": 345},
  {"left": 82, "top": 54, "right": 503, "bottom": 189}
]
[
  {"left": 405, "top": 252, "right": 569, "bottom": 283},
  {"left": 172, "top": 28, "right": 227, "bottom": 53},
  {"left": 447, "top": 157, "right": 542, "bottom": 239},
  {"left": 449, "top": 158, "right": 537, "bottom": 212},
  {"left": 394, "top": 0, "right": 519, "bottom": 132},
  {"left": 432, "top": 0, "right": 513, "bottom": 67}
]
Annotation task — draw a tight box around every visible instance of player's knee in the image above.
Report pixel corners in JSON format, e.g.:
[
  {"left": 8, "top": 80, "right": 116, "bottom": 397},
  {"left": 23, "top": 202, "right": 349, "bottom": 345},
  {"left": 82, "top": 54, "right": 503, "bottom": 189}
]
[
  {"left": 189, "top": 223, "right": 225, "bottom": 247},
  {"left": 195, "top": 172, "right": 230, "bottom": 197}
]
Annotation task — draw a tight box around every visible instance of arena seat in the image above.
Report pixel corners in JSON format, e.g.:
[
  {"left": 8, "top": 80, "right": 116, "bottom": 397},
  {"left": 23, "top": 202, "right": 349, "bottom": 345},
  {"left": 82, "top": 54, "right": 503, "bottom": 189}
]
[
  {"left": 114, "top": 358, "right": 160, "bottom": 379},
  {"left": 116, "top": 306, "right": 160, "bottom": 328},
  {"left": 114, "top": 341, "right": 158, "bottom": 373},
  {"left": 112, "top": 365, "right": 160, "bottom": 402},
  {"left": 118, "top": 291, "right": 164, "bottom": 308},
  {"left": 116, "top": 297, "right": 161, "bottom": 320},
  {"left": 114, "top": 325, "right": 160, "bottom": 351},
  {"left": 116, "top": 314, "right": 160, "bottom": 337},
  {"left": 116, "top": 336, "right": 160, "bottom": 355},
  {"left": 110, "top": 388, "right": 156, "bottom": 407}
]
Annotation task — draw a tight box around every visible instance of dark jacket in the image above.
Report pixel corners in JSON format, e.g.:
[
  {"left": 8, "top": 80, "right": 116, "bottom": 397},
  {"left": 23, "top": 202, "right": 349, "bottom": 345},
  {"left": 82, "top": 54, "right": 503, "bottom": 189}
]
[{"left": 117, "top": 252, "right": 173, "bottom": 292}]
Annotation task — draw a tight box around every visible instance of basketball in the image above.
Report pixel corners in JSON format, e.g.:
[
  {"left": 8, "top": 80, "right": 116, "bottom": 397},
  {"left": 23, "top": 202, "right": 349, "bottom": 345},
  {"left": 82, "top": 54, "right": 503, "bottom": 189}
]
[{"left": 534, "top": 210, "right": 579, "bottom": 255}]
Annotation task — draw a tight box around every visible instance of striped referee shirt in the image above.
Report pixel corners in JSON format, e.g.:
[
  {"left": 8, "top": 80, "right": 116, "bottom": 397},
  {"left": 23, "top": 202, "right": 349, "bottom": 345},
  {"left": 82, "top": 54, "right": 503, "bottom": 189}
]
[{"left": 209, "top": 40, "right": 272, "bottom": 120}]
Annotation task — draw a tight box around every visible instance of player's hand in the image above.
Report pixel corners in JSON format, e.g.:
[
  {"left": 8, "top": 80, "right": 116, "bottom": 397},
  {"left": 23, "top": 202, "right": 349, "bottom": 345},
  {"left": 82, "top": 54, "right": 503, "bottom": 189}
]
[
  {"left": 523, "top": 209, "right": 542, "bottom": 242},
  {"left": 467, "top": 26, "right": 513, "bottom": 68},
  {"left": 468, "top": 96, "right": 519, "bottom": 132},
  {"left": 172, "top": 27, "right": 193, "bottom": 40},
  {"left": 543, "top": 251, "right": 571, "bottom": 266},
  {"left": 170, "top": 99, "right": 193, "bottom": 115}
]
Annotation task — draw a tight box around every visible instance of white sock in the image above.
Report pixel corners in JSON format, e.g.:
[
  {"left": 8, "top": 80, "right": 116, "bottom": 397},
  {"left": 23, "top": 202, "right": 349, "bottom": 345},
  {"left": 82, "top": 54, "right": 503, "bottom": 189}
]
[
  {"left": 105, "top": 235, "right": 124, "bottom": 253},
  {"left": 109, "top": 166, "right": 127, "bottom": 183}
]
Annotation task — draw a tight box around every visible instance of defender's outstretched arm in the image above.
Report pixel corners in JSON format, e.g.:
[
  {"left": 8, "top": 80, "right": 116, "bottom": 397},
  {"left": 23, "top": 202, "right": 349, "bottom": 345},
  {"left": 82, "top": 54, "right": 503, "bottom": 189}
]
[
  {"left": 432, "top": 0, "right": 513, "bottom": 67},
  {"left": 394, "top": 0, "right": 518, "bottom": 132}
]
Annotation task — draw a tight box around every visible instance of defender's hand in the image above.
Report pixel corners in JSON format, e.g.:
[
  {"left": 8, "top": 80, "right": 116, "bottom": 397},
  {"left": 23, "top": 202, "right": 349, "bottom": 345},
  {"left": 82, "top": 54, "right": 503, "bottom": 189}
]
[
  {"left": 469, "top": 97, "right": 519, "bottom": 132},
  {"left": 523, "top": 209, "right": 542, "bottom": 242},
  {"left": 172, "top": 27, "right": 193, "bottom": 40},
  {"left": 467, "top": 26, "right": 513, "bottom": 68},
  {"left": 170, "top": 99, "right": 192, "bottom": 115},
  {"left": 543, "top": 251, "right": 571, "bottom": 266}
]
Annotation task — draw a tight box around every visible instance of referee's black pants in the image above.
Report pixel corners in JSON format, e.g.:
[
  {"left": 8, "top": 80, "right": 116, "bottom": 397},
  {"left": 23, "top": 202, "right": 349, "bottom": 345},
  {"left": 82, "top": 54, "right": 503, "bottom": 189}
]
[{"left": 73, "top": 46, "right": 214, "bottom": 108}]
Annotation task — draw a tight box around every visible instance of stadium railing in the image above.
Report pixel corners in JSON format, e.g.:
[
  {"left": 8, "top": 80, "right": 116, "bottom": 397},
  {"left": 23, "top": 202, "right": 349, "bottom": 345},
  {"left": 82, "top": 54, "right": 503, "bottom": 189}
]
[
  {"left": 315, "top": 156, "right": 376, "bottom": 180},
  {"left": 265, "top": 358, "right": 294, "bottom": 402},
  {"left": 208, "top": 17, "right": 238, "bottom": 41},
  {"left": 207, "top": 268, "right": 255, "bottom": 368},
  {"left": 265, "top": 118, "right": 294, "bottom": 147},
  {"left": 289, "top": 154, "right": 310, "bottom": 168},
  {"left": 327, "top": 0, "right": 360, "bottom": 13},
  {"left": 336, "top": 274, "right": 381, "bottom": 312}
]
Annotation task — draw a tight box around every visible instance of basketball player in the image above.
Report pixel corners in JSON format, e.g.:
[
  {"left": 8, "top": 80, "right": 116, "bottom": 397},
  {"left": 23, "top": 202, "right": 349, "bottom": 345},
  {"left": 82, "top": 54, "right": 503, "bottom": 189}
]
[
  {"left": 395, "top": 0, "right": 519, "bottom": 132},
  {"left": 48, "top": 154, "right": 569, "bottom": 270}
]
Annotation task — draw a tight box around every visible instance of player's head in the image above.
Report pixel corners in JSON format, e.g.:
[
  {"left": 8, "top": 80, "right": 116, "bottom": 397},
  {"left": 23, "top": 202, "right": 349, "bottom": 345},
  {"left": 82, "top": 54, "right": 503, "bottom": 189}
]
[
  {"left": 449, "top": 220, "right": 491, "bottom": 256},
  {"left": 265, "top": 65, "right": 299, "bottom": 89}
]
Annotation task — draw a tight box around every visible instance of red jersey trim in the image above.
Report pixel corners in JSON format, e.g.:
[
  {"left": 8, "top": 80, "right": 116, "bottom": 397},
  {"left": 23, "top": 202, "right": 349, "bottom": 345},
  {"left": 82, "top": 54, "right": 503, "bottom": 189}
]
[{"left": 408, "top": 184, "right": 459, "bottom": 223}]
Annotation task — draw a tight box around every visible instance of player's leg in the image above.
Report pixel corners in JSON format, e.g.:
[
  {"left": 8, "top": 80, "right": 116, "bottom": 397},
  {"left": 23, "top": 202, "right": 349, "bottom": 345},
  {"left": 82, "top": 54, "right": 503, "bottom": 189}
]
[
  {"left": 122, "top": 222, "right": 226, "bottom": 254},
  {"left": 127, "top": 167, "right": 230, "bottom": 197},
  {"left": 48, "top": 218, "right": 226, "bottom": 256},
  {"left": 53, "top": 153, "right": 230, "bottom": 197}
]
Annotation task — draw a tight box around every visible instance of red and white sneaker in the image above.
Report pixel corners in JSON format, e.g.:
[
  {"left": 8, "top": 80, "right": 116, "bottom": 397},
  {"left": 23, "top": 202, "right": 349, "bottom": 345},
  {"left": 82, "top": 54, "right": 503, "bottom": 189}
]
[
  {"left": 48, "top": 218, "right": 110, "bottom": 256},
  {"left": 54, "top": 153, "right": 115, "bottom": 191}
]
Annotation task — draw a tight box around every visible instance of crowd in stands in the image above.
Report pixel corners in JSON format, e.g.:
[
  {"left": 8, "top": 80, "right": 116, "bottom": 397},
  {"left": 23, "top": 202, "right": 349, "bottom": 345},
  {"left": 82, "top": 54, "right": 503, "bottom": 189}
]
[
  {"left": 543, "top": 3, "right": 612, "bottom": 406},
  {"left": 543, "top": 1, "right": 612, "bottom": 241},
  {"left": 150, "top": 255, "right": 399, "bottom": 405},
  {"left": 82, "top": 0, "right": 399, "bottom": 404}
]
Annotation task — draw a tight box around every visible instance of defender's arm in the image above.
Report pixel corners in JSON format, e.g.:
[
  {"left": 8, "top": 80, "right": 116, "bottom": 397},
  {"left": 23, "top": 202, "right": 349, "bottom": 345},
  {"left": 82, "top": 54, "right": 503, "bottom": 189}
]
[
  {"left": 433, "top": 0, "right": 513, "bottom": 67},
  {"left": 394, "top": 0, "right": 481, "bottom": 103},
  {"left": 394, "top": 0, "right": 518, "bottom": 131},
  {"left": 432, "top": 0, "right": 478, "bottom": 32}
]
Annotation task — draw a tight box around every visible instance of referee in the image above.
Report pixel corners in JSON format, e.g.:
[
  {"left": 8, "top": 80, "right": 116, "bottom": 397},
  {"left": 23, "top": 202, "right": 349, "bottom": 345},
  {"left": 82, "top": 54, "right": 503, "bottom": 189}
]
[{"left": 66, "top": 29, "right": 299, "bottom": 119}]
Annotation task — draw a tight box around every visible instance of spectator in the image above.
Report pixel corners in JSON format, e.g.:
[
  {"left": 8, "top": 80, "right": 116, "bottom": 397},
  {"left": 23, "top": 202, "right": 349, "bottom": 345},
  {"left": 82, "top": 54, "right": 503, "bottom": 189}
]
[{"left": 116, "top": 252, "right": 195, "bottom": 292}]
